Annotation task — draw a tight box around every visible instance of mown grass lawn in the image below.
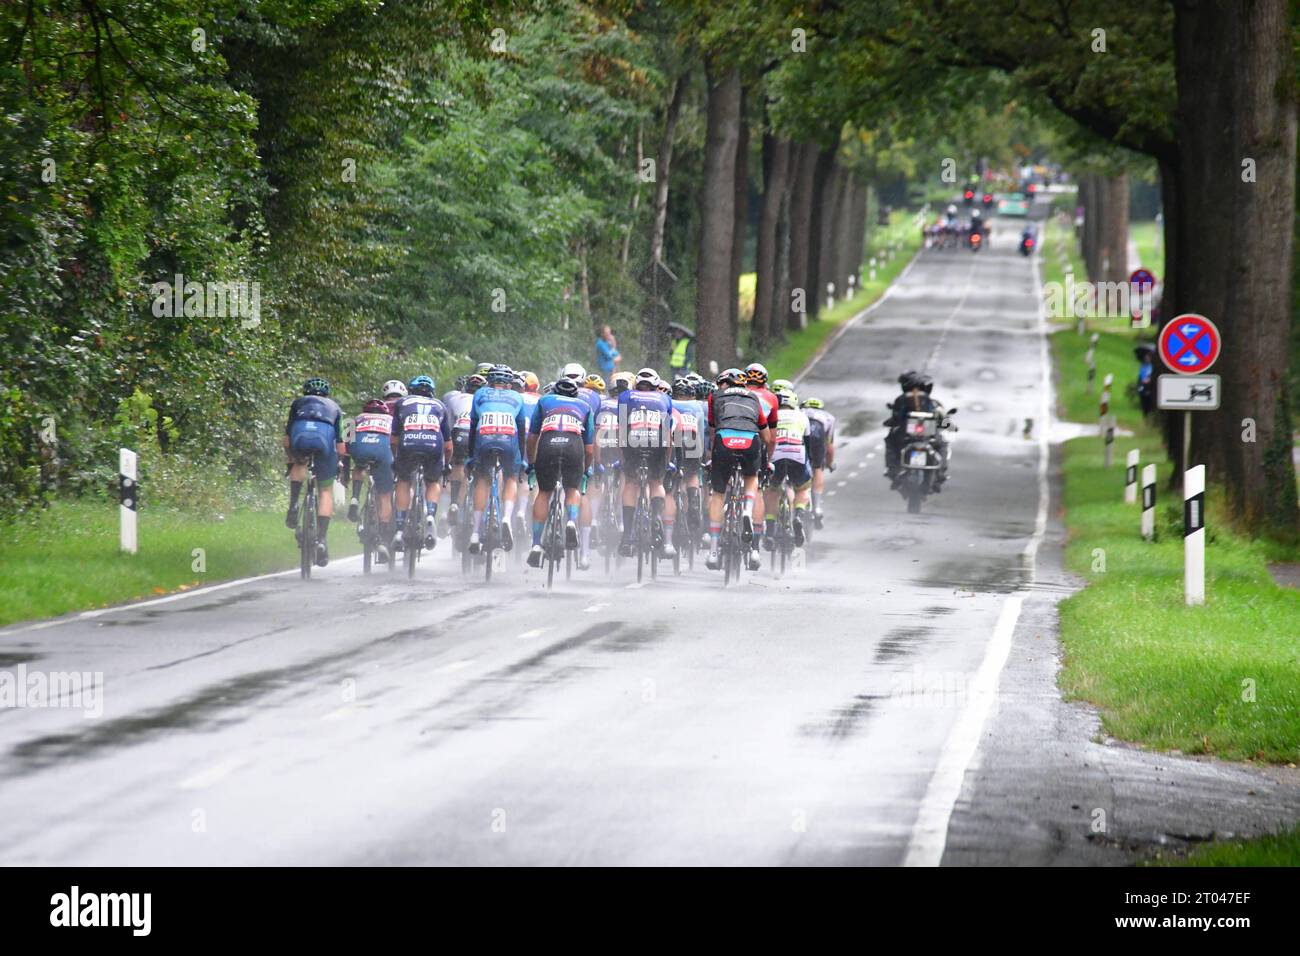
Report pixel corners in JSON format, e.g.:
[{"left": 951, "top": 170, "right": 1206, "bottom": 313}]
[
  {"left": 1149, "top": 826, "right": 1300, "bottom": 866},
  {"left": 0, "top": 498, "right": 360, "bottom": 628}
]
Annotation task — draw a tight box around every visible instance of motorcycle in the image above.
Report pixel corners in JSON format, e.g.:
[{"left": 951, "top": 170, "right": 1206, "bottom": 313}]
[
  {"left": 968, "top": 230, "right": 983, "bottom": 253},
  {"left": 1019, "top": 234, "right": 1035, "bottom": 256},
  {"left": 886, "top": 406, "right": 957, "bottom": 514}
]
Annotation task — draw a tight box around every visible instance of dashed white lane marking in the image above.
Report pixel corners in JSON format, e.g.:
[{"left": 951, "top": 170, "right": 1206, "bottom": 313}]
[
  {"left": 583, "top": 603, "right": 610, "bottom": 613},
  {"left": 625, "top": 582, "right": 647, "bottom": 590},
  {"left": 827, "top": 491, "right": 837, "bottom": 497},
  {"left": 836, "top": 480, "right": 847, "bottom": 487},
  {"left": 321, "top": 706, "right": 355, "bottom": 722},
  {"left": 178, "top": 756, "right": 248, "bottom": 790},
  {"left": 866, "top": 452, "right": 876, "bottom": 459},
  {"left": 437, "top": 659, "right": 476, "bottom": 673},
  {"left": 517, "top": 628, "right": 549, "bottom": 640}
]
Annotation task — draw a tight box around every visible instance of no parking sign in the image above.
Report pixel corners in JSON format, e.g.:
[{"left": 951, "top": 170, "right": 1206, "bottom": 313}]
[{"left": 1158, "top": 313, "right": 1221, "bottom": 374}]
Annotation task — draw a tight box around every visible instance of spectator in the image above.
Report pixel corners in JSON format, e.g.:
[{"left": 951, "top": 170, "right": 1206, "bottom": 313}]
[
  {"left": 595, "top": 324, "right": 620, "bottom": 379},
  {"left": 667, "top": 322, "right": 695, "bottom": 378}
]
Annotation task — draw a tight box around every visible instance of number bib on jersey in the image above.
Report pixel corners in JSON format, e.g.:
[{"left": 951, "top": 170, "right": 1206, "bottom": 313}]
[
  {"left": 540, "top": 412, "right": 583, "bottom": 435},
  {"left": 355, "top": 412, "right": 392, "bottom": 436},
  {"left": 478, "top": 411, "right": 517, "bottom": 437}
]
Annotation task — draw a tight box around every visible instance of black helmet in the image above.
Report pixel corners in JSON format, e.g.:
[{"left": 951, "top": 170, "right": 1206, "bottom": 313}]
[
  {"left": 915, "top": 373, "right": 934, "bottom": 394},
  {"left": 554, "top": 377, "right": 579, "bottom": 397},
  {"left": 898, "top": 370, "right": 919, "bottom": 388}
]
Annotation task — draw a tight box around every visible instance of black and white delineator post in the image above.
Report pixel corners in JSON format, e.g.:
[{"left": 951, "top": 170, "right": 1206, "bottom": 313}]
[
  {"left": 119, "top": 447, "right": 138, "bottom": 554},
  {"left": 1141, "top": 464, "right": 1156, "bottom": 541},
  {"left": 1100, "top": 373, "right": 1114, "bottom": 467},
  {"left": 1184, "top": 464, "right": 1205, "bottom": 606},
  {"left": 1124, "top": 449, "right": 1139, "bottom": 504}
]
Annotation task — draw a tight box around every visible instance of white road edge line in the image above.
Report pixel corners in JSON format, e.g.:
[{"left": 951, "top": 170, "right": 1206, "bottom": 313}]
[
  {"left": 902, "top": 248, "right": 1052, "bottom": 867},
  {"left": 178, "top": 756, "right": 248, "bottom": 790}
]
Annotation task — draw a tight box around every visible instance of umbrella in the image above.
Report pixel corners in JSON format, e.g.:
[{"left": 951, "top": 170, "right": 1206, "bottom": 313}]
[{"left": 667, "top": 321, "right": 695, "bottom": 338}]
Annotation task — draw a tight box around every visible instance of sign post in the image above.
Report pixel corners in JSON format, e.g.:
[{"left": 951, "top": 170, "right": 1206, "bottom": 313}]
[
  {"left": 119, "top": 448, "right": 138, "bottom": 554},
  {"left": 1141, "top": 464, "right": 1156, "bottom": 540},
  {"left": 1157, "top": 313, "right": 1222, "bottom": 482},
  {"left": 1124, "top": 449, "right": 1139, "bottom": 504}
]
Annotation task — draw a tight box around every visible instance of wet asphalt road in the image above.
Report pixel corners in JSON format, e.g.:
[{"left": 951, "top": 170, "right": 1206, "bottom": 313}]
[{"left": 8, "top": 215, "right": 1279, "bottom": 866}]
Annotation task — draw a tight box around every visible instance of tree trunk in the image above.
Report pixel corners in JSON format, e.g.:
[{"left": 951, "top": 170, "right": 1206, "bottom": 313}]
[
  {"left": 817, "top": 162, "right": 845, "bottom": 312},
  {"left": 772, "top": 148, "right": 795, "bottom": 347},
  {"left": 785, "top": 141, "right": 817, "bottom": 331},
  {"left": 1101, "top": 173, "right": 1129, "bottom": 286},
  {"left": 753, "top": 135, "right": 791, "bottom": 352},
  {"left": 729, "top": 86, "right": 749, "bottom": 348},
  {"left": 1080, "top": 173, "right": 1099, "bottom": 280},
  {"left": 621, "top": 123, "right": 643, "bottom": 269},
  {"left": 642, "top": 72, "right": 687, "bottom": 367},
  {"left": 695, "top": 64, "right": 741, "bottom": 372},
  {"left": 805, "top": 147, "right": 837, "bottom": 320},
  {"left": 832, "top": 170, "right": 855, "bottom": 299},
  {"left": 1173, "top": 0, "right": 1298, "bottom": 536}
]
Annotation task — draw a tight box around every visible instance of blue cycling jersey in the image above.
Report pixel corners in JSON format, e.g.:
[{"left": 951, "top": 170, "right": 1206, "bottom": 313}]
[
  {"left": 531, "top": 394, "right": 595, "bottom": 444},
  {"left": 468, "top": 386, "right": 527, "bottom": 458},
  {"left": 285, "top": 395, "right": 342, "bottom": 436},
  {"left": 617, "top": 388, "right": 673, "bottom": 449}
]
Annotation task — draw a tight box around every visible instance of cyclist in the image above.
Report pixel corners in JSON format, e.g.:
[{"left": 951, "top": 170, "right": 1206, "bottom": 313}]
[
  {"left": 592, "top": 371, "right": 630, "bottom": 560},
  {"left": 743, "top": 362, "right": 779, "bottom": 554},
  {"left": 801, "top": 397, "right": 836, "bottom": 528},
  {"left": 766, "top": 383, "right": 812, "bottom": 548},
  {"left": 525, "top": 377, "right": 595, "bottom": 568},
  {"left": 445, "top": 373, "right": 483, "bottom": 529},
  {"left": 345, "top": 396, "right": 398, "bottom": 564},
  {"left": 467, "top": 364, "right": 527, "bottom": 553},
  {"left": 669, "top": 375, "right": 708, "bottom": 547},
  {"left": 704, "top": 368, "right": 775, "bottom": 571},
  {"left": 284, "top": 377, "right": 345, "bottom": 567},
  {"left": 391, "top": 375, "right": 452, "bottom": 553},
  {"left": 617, "top": 368, "right": 675, "bottom": 559}
]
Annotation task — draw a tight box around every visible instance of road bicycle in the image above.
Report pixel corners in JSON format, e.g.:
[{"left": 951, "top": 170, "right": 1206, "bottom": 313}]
[
  {"left": 630, "top": 460, "right": 657, "bottom": 583},
  {"left": 297, "top": 463, "right": 319, "bottom": 580},
  {"left": 669, "top": 468, "right": 693, "bottom": 574},
  {"left": 769, "top": 469, "right": 795, "bottom": 578},
  {"left": 403, "top": 462, "right": 426, "bottom": 579},
  {"left": 536, "top": 459, "right": 576, "bottom": 589},
  {"left": 720, "top": 460, "right": 746, "bottom": 586},
  {"left": 479, "top": 450, "right": 506, "bottom": 584},
  {"left": 597, "top": 464, "right": 621, "bottom": 576},
  {"left": 354, "top": 461, "right": 392, "bottom": 575}
]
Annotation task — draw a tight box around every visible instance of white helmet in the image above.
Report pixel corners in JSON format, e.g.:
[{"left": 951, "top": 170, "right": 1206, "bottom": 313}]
[
  {"left": 971, "top": 209, "right": 982, "bottom": 219},
  {"left": 634, "top": 368, "right": 660, "bottom": 390},
  {"left": 562, "top": 362, "right": 586, "bottom": 380},
  {"left": 382, "top": 380, "right": 408, "bottom": 398},
  {"left": 947, "top": 204, "right": 957, "bottom": 215}
]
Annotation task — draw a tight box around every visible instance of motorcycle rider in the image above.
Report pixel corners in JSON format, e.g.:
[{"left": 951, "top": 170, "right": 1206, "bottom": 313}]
[{"left": 883, "top": 371, "right": 949, "bottom": 490}]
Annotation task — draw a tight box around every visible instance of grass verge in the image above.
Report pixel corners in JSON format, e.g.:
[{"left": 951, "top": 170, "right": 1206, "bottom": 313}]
[
  {"left": 1149, "top": 827, "right": 1300, "bottom": 866},
  {"left": 0, "top": 497, "right": 361, "bottom": 628}
]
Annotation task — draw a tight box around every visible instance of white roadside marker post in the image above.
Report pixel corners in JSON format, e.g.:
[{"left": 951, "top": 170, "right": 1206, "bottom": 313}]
[
  {"left": 1100, "top": 374, "right": 1114, "bottom": 467},
  {"left": 1141, "top": 464, "right": 1156, "bottom": 540},
  {"left": 1124, "top": 449, "right": 1139, "bottom": 503},
  {"left": 120, "top": 447, "right": 138, "bottom": 554},
  {"left": 1184, "top": 464, "right": 1205, "bottom": 606}
]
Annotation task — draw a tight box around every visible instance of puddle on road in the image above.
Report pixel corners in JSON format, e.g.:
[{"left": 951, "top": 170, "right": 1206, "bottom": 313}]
[
  {"left": 914, "top": 556, "right": 1029, "bottom": 594},
  {"left": 874, "top": 625, "right": 933, "bottom": 663},
  {"left": 799, "top": 694, "right": 886, "bottom": 741},
  {"left": 0, "top": 652, "right": 43, "bottom": 668},
  {"left": 842, "top": 410, "right": 880, "bottom": 437}
]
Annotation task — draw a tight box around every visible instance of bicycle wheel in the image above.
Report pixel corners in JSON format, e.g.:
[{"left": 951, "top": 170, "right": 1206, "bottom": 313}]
[
  {"left": 361, "top": 481, "right": 374, "bottom": 574},
  {"left": 300, "top": 482, "right": 316, "bottom": 580}
]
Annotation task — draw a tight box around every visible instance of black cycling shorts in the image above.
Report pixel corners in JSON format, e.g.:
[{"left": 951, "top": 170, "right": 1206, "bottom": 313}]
[
  {"left": 772, "top": 458, "right": 813, "bottom": 489},
  {"left": 395, "top": 445, "right": 445, "bottom": 482},
  {"left": 534, "top": 435, "right": 585, "bottom": 493},
  {"left": 709, "top": 434, "right": 761, "bottom": 493},
  {"left": 807, "top": 434, "right": 827, "bottom": 470},
  {"left": 620, "top": 446, "right": 668, "bottom": 482}
]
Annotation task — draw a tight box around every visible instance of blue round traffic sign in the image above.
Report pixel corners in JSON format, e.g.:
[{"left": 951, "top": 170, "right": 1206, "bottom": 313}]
[
  {"left": 1129, "top": 268, "right": 1156, "bottom": 291},
  {"left": 1158, "top": 313, "right": 1221, "bottom": 374}
]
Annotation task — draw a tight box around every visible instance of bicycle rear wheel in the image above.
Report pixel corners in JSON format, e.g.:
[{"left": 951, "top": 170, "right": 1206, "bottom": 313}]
[
  {"left": 361, "top": 483, "right": 374, "bottom": 575},
  {"left": 300, "top": 483, "right": 316, "bottom": 580}
]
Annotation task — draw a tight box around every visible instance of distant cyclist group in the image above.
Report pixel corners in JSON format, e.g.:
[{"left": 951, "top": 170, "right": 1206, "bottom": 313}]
[{"left": 283, "top": 362, "right": 837, "bottom": 582}]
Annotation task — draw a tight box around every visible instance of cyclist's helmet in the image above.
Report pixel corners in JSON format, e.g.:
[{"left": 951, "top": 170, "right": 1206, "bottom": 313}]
[
  {"left": 744, "top": 362, "right": 769, "bottom": 388},
  {"left": 801, "top": 397, "right": 825, "bottom": 410},
  {"left": 562, "top": 362, "right": 586, "bottom": 381},
  {"left": 520, "top": 370, "right": 540, "bottom": 392},
  {"left": 466, "top": 373, "right": 487, "bottom": 392},
  {"left": 971, "top": 209, "right": 982, "bottom": 219},
  {"left": 771, "top": 378, "right": 795, "bottom": 395},
  {"left": 584, "top": 373, "right": 606, "bottom": 393},
  {"left": 541, "top": 381, "right": 556, "bottom": 395},
  {"left": 382, "top": 379, "right": 408, "bottom": 399},
  {"left": 778, "top": 390, "right": 799, "bottom": 409},
  {"left": 718, "top": 367, "right": 744, "bottom": 387},
  {"left": 695, "top": 380, "right": 715, "bottom": 400},
  {"left": 454, "top": 375, "right": 468, "bottom": 392},
  {"left": 408, "top": 375, "right": 435, "bottom": 397},
  {"left": 363, "top": 398, "right": 390, "bottom": 415},
  {"left": 672, "top": 376, "right": 694, "bottom": 398},
  {"left": 554, "top": 377, "right": 580, "bottom": 397},
  {"left": 511, "top": 372, "right": 525, "bottom": 392},
  {"left": 303, "top": 377, "right": 330, "bottom": 397},
  {"left": 634, "top": 368, "right": 660, "bottom": 391},
  {"left": 487, "top": 364, "right": 514, "bottom": 387},
  {"left": 474, "top": 362, "right": 494, "bottom": 377},
  {"left": 610, "top": 371, "right": 634, "bottom": 394}
]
